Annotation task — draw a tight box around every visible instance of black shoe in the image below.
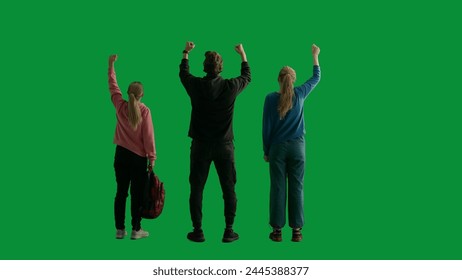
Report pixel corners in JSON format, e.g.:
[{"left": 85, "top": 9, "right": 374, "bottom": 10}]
[
  {"left": 269, "top": 228, "right": 282, "bottom": 242},
  {"left": 291, "top": 228, "right": 302, "bottom": 242},
  {"left": 187, "top": 229, "right": 205, "bottom": 242},
  {"left": 222, "top": 228, "right": 239, "bottom": 243}
]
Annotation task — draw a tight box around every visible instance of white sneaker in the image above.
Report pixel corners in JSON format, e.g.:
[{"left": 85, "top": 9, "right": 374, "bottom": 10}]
[
  {"left": 116, "top": 229, "right": 127, "bottom": 239},
  {"left": 131, "top": 229, "right": 149, "bottom": 240}
]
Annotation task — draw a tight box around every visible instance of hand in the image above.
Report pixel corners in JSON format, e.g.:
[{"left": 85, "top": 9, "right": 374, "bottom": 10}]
[
  {"left": 264, "top": 155, "right": 269, "bottom": 162},
  {"left": 148, "top": 162, "right": 153, "bottom": 172},
  {"left": 234, "top": 43, "right": 245, "bottom": 55},
  {"left": 109, "top": 54, "right": 118, "bottom": 64},
  {"left": 185, "top": 41, "right": 195, "bottom": 52},
  {"left": 312, "top": 44, "right": 320, "bottom": 56}
]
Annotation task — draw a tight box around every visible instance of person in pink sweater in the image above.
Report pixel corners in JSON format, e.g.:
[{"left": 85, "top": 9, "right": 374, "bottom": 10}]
[{"left": 108, "top": 54, "right": 156, "bottom": 240}]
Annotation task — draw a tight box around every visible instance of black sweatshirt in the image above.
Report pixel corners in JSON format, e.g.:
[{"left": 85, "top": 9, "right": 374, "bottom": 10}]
[{"left": 179, "top": 59, "right": 251, "bottom": 142}]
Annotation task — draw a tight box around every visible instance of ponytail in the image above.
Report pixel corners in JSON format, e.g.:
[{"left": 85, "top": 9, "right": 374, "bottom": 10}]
[
  {"left": 278, "top": 66, "right": 296, "bottom": 119},
  {"left": 127, "top": 82, "right": 143, "bottom": 130}
]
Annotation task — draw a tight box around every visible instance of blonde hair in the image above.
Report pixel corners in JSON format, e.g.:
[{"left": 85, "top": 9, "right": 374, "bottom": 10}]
[
  {"left": 278, "top": 66, "right": 296, "bottom": 119},
  {"left": 127, "top": 81, "right": 143, "bottom": 130}
]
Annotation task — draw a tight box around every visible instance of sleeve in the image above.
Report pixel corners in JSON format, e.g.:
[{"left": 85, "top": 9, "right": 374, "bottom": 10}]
[
  {"left": 142, "top": 108, "right": 157, "bottom": 165},
  {"left": 108, "top": 64, "right": 125, "bottom": 111},
  {"left": 262, "top": 95, "right": 272, "bottom": 156},
  {"left": 179, "top": 58, "right": 195, "bottom": 94},
  {"left": 228, "top": 62, "right": 251, "bottom": 95},
  {"left": 294, "top": 65, "right": 321, "bottom": 100}
]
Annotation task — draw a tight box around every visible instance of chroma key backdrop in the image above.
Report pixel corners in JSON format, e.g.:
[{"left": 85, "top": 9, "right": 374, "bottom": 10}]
[{"left": 0, "top": 0, "right": 461, "bottom": 260}]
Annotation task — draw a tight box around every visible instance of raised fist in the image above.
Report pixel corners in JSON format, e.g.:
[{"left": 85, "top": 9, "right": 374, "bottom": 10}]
[
  {"left": 109, "top": 54, "right": 118, "bottom": 64},
  {"left": 312, "top": 44, "right": 320, "bottom": 56},
  {"left": 185, "top": 42, "right": 195, "bottom": 52},
  {"left": 234, "top": 43, "right": 245, "bottom": 54}
]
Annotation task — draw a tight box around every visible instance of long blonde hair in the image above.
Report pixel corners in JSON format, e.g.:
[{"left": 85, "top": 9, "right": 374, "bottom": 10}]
[
  {"left": 127, "top": 81, "right": 143, "bottom": 130},
  {"left": 278, "top": 66, "right": 296, "bottom": 119}
]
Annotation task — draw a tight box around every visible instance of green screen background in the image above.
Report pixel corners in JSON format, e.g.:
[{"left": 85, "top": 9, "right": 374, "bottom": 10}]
[{"left": 0, "top": 0, "right": 461, "bottom": 259}]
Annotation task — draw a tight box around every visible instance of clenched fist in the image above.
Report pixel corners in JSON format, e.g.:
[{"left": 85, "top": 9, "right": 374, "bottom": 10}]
[
  {"left": 185, "top": 42, "right": 195, "bottom": 52},
  {"left": 109, "top": 54, "right": 118, "bottom": 64},
  {"left": 312, "top": 44, "right": 320, "bottom": 56},
  {"left": 234, "top": 44, "right": 245, "bottom": 55}
]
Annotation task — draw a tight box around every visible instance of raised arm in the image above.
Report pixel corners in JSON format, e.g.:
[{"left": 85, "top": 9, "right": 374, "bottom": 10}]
[
  {"left": 229, "top": 43, "right": 251, "bottom": 94},
  {"left": 312, "top": 44, "right": 320, "bottom": 66},
  {"left": 108, "top": 54, "right": 124, "bottom": 110},
  {"left": 235, "top": 43, "right": 247, "bottom": 62},
  {"left": 295, "top": 44, "right": 321, "bottom": 99},
  {"left": 182, "top": 41, "right": 195, "bottom": 60},
  {"left": 179, "top": 41, "right": 196, "bottom": 89}
]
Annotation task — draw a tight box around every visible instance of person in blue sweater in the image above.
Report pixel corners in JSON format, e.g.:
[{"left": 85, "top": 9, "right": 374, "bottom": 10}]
[{"left": 262, "top": 44, "right": 321, "bottom": 242}]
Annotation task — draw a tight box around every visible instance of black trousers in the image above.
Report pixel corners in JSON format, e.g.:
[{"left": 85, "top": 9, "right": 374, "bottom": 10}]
[
  {"left": 114, "top": 145, "right": 147, "bottom": 231},
  {"left": 189, "top": 139, "right": 237, "bottom": 229}
]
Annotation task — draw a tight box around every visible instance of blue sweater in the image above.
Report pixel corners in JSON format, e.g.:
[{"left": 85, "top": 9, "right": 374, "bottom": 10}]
[{"left": 263, "top": 65, "right": 321, "bottom": 156}]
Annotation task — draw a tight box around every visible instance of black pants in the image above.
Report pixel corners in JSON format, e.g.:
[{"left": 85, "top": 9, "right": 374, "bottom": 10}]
[
  {"left": 114, "top": 145, "right": 147, "bottom": 231},
  {"left": 189, "top": 139, "right": 237, "bottom": 229}
]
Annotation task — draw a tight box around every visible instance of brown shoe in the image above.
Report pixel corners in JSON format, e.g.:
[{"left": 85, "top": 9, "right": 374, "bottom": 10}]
[
  {"left": 269, "top": 229, "right": 282, "bottom": 242},
  {"left": 291, "top": 228, "right": 302, "bottom": 242}
]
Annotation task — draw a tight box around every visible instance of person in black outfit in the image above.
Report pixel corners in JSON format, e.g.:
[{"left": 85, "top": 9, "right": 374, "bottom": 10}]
[{"left": 179, "top": 41, "right": 251, "bottom": 242}]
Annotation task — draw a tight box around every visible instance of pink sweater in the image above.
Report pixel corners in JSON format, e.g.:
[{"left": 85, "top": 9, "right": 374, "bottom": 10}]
[{"left": 109, "top": 65, "right": 156, "bottom": 164}]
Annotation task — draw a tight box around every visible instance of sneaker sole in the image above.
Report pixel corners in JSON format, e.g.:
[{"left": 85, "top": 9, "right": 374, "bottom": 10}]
[
  {"left": 222, "top": 236, "right": 239, "bottom": 243},
  {"left": 187, "top": 238, "right": 205, "bottom": 242},
  {"left": 131, "top": 236, "right": 148, "bottom": 240},
  {"left": 131, "top": 234, "right": 149, "bottom": 240},
  {"left": 187, "top": 235, "right": 205, "bottom": 242}
]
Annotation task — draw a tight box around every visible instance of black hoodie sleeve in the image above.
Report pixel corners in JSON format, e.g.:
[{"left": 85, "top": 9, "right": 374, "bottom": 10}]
[
  {"left": 179, "top": 59, "right": 195, "bottom": 94},
  {"left": 228, "top": 62, "right": 251, "bottom": 95}
]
